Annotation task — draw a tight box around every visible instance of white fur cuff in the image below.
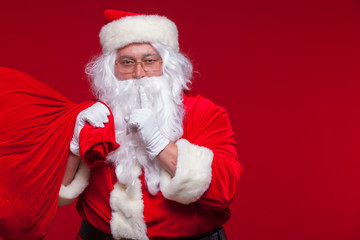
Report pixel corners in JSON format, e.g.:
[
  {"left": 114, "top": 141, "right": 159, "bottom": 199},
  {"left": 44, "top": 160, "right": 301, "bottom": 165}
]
[
  {"left": 59, "top": 161, "right": 90, "bottom": 199},
  {"left": 160, "top": 139, "right": 213, "bottom": 204}
]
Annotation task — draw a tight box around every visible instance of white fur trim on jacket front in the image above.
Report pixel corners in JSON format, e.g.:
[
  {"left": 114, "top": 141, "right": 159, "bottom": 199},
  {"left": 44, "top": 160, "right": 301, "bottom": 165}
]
[
  {"left": 59, "top": 160, "right": 90, "bottom": 199},
  {"left": 160, "top": 139, "right": 213, "bottom": 204},
  {"left": 110, "top": 165, "right": 148, "bottom": 240},
  {"left": 99, "top": 15, "right": 179, "bottom": 53}
]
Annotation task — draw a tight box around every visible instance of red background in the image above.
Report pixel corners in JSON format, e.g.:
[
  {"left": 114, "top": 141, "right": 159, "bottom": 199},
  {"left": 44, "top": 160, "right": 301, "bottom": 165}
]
[{"left": 1, "top": 0, "right": 360, "bottom": 239}]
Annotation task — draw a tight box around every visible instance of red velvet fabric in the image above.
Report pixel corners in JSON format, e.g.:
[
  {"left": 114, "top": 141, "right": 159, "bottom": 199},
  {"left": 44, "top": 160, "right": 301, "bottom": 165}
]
[
  {"left": 104, "top": 10, "right": 139, "bottom": 24},
  {"left": 144, "top": 95, "right": 242, "bottom": 238},
  {"left": 76, "top": 94, "right": 243, "bottom": 239},
  {"left": 0, "top": 68, "right": 118, "bottom": 239},
  {"left": 80, "top": 112, "right": 120, "bottom": 168}
]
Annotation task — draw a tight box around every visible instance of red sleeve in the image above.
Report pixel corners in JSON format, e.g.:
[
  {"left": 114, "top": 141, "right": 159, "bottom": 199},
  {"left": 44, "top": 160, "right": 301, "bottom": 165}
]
[
  {"left": 79, "top": 104, "right": 120, "bottom": 168},
  {"left": 183, "top": 95, "right": 243, "bottom": 210}
]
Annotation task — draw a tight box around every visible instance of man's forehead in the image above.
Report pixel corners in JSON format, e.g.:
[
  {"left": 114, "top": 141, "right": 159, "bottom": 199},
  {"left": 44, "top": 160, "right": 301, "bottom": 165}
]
[
  {"left": 116, "top": 43, "right": 159, "bottom": 56},
  {"left": 116, "top": 48, "right": 161, "bottom": 59},
  {"left": 117, "top": 53, "right": 160, "bottom": 59}
]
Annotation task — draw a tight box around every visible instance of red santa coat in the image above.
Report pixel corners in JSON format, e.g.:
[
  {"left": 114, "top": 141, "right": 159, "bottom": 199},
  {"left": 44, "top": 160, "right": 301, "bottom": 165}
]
[
  {"left": 76, "top": 94, "right": 243, "bottom": 239},
  {"left": 0, "top": 68, "right": 118, "bottom": 240}
]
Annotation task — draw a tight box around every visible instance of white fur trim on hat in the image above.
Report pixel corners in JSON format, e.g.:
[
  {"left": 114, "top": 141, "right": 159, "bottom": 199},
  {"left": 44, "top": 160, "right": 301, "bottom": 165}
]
[
  {"left": 110, "top": 165, "right": 148, "bottom": 240},
  {"left": 59, "top": 161, "right": 90, "bottom": 199},
  {"left": 99, "top": 15, "right": 179, "bottom": 53},
  {"left": 159, "top": 139, "right": 213, "bottom": 204}
]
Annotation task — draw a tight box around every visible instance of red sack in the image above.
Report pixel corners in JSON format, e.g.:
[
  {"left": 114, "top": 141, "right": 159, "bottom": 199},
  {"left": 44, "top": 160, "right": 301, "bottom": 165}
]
[{"left": 0, "top": 68, "right": 118, "bottom": 239}]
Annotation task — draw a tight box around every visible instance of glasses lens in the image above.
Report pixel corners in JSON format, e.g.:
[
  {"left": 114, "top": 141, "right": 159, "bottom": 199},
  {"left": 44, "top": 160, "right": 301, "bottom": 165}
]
[
  {"left": 143, "top": 59, "right": 162, "bottom": 72},
  {"left": 117, "top": 59, "right": 135, "bottom": 73}
]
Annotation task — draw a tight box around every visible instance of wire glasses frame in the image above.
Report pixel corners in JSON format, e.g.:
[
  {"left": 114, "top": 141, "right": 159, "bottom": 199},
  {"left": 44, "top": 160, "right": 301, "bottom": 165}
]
[{"left": 116, "top": 57, "right": 163, "bottom": 74}]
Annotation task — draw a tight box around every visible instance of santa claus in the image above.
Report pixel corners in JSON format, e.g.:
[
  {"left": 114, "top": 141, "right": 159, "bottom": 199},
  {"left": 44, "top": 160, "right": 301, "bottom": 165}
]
[{"left": 59, "top": 10, "right": 242, "bottom": 240}]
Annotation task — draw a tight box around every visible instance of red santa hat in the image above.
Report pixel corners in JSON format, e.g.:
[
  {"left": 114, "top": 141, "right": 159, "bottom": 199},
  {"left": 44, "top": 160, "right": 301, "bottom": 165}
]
[{"left": 99, "top": 10, "right": 179, "bottom": 53}]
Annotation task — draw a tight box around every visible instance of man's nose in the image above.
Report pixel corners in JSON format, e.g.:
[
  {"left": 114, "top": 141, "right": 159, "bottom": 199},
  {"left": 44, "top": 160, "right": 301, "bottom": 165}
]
[{"left": 133, "top": 63, "right": 146, "bottom": 79}]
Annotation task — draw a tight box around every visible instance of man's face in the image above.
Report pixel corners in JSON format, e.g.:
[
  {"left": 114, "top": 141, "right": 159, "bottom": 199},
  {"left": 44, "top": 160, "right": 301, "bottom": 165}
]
[{"left": 115, "top": 43, "right": 163, "bottom": 80}]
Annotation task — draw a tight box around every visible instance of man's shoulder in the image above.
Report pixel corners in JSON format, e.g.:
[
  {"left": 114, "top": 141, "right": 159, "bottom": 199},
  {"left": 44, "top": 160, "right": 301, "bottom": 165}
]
[
  {"left": 183, "top": 93, "right": 226, "bottom": 115},
  {"left": 184, "top": 93, "right": 214, "bottom": 108}
]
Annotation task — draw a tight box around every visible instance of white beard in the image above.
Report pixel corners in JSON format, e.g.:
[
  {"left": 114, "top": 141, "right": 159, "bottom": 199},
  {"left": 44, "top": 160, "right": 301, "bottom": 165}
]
[{"left": 98, "top": 75, "right": 184, "bottom": 195}]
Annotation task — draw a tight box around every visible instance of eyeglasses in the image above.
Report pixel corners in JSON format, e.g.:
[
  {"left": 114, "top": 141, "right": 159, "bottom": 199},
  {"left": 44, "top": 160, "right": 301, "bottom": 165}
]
[{"left": 116, "top": 56, "right": 163, "bottom": 74}]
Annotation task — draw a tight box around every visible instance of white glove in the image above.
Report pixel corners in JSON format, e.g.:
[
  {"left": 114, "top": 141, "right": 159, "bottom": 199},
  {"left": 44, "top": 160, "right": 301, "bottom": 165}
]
[
  {"left": 126, "top": 86, "right": 170, "bottom": 159},
  {"left": 70, "top": 102, "right": 110, "bottom": 156}
]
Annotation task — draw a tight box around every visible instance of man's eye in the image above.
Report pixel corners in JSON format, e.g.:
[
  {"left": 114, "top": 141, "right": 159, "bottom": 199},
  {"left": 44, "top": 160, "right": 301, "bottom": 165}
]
[
  {"left": 120, "top": 60, "right": 134, "bottom": 65},
  {"left": 144, "top": 59, "right": 157, "bottom": 64}
]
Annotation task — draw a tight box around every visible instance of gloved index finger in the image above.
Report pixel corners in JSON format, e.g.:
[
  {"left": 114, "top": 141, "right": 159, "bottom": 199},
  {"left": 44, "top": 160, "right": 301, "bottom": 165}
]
[{"left": 139, "top": 86, "right": 151, "bottom": 109}]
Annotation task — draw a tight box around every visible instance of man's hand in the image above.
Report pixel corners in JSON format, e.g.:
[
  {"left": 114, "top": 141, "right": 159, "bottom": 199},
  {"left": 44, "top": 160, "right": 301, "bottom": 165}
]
[
  {"left": 126, "top": 86, "right": 170, "bottom": 159},
  {"left": 70, "top": 102, "right": 110, "bottom": 156}
]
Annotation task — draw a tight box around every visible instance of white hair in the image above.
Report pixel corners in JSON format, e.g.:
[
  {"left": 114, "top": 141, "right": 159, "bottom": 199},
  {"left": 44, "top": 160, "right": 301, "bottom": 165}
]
[
  {"left": 85, "top": 43, "right": 193, "bottom": 194},
  {"left": 86, "top": 43, "right": 192, "bottom": 104}
]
